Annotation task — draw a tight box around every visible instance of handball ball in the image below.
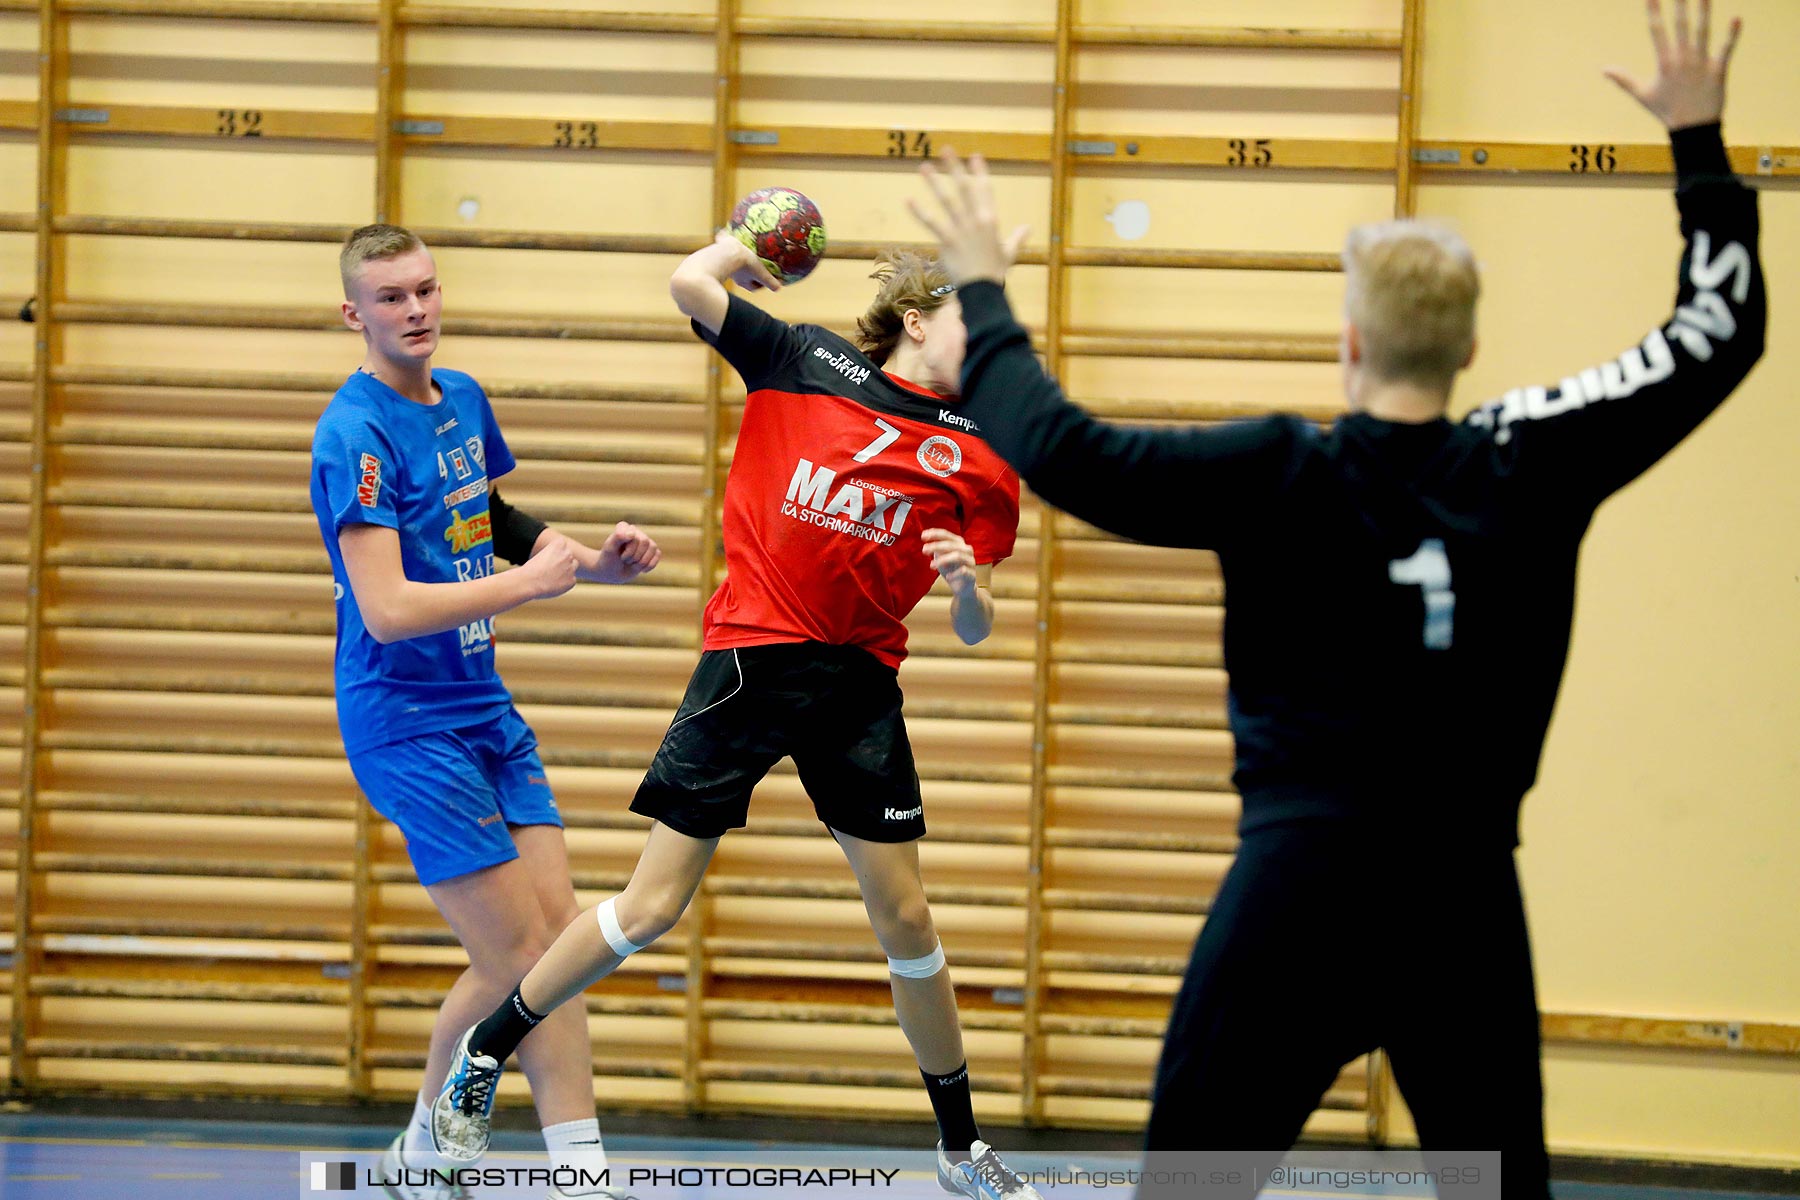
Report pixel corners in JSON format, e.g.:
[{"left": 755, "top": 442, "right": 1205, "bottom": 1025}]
[{"left": 729, "top": 186, "right": 826, "bottom": 284}]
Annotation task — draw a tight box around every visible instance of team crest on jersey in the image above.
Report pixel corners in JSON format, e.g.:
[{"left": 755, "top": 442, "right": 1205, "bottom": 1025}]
[
  {"left": 444, "top": 508, "right": 493, "bottom": 554},
  {"left": 356, "top": 453, "right": 382, "bottom": 508},
  {"left": 916, "top": 435, "right": 962, "bottom": 478}
]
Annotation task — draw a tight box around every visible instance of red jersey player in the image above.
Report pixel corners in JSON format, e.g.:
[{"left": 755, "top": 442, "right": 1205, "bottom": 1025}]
[{"left": 435, "top": 234, "right": 1045, "bottom": 1200}]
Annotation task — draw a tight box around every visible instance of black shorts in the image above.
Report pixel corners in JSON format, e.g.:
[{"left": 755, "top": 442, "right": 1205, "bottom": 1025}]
[{"left": 630, "top": 642, "right": 924, "bottom": 842}]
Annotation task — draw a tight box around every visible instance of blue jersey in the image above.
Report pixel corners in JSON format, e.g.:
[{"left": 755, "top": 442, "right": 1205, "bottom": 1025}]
[{"left": 311, "top": 368, "right": 519, "bottom": 754}]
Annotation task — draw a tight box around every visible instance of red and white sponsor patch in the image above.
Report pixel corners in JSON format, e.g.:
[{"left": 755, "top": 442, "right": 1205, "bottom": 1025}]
[{"left": 356, "top": 452, "right": 382, "bottom": 508}]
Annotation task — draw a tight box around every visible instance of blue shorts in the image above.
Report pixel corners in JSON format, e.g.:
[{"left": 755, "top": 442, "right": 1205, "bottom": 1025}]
[{"left": 347, "top": 707, "right": 561, "bottom": 887}]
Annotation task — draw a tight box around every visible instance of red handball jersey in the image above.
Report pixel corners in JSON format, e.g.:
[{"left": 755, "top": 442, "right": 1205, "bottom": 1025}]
[{"left": 697, "top": 294, "right": 1021, "bottom": 669}]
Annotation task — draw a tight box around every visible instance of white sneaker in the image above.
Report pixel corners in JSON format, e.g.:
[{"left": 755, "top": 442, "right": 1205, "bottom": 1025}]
[
  {"left": 431, "top": 1025, "right": 503, "bottom": 1163},
  {"left": 377, "top": 1131, "right": 473, "bottom": 1200},
  {"left": 937, "top": 1139, "right": 1042, "bottom": 1199}
]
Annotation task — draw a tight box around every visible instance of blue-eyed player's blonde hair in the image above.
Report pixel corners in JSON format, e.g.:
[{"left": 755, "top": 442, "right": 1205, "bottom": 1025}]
[{"left": 340, "top": 224, "right": 425, "bottom": 298}]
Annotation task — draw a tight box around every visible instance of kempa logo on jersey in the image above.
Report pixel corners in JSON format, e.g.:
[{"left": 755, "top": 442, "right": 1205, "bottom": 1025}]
[
  {"left": 937, "top": 409, "right": 980, "bottom": 434},
  {"left": 356, "top": 453, "right": 381, "bottom": 508},
  {"left": 813, "top": 345, "right": 872, "bottom": 388},
  {"left": 784, "top": 459, "right": 914, "bottom": 545},
  {"left": 444, "top": 508, "right": 493, "bottom": 554},
  {"left": 434, "top": 417, "right": 459, "bottom": 436},
  {"left": 916, "top": 435, "right": 962, "bottom": 478}
]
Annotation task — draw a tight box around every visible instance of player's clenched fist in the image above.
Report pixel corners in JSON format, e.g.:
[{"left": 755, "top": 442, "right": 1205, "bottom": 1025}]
[
  {"left": 520, "top": 535, "right": 579, "bottom": 599},
  {"left": 923, "top": 527, "right": 978, "bottom": 595},
  {"left": 593, "top": 521, "right": 663, "bottom": 584}
]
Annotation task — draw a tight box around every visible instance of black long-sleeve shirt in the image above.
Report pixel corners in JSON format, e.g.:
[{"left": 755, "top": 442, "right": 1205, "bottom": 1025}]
[{"left": 957, "top": 124, "right": 1765, "bottom": 844}]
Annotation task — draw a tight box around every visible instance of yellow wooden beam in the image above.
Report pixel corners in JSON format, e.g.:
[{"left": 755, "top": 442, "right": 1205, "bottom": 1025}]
[
  {"left": 401, "top": 4, "right": 704, "bottom": 32},
  {"left": 1413, "top": 139, "right": 1800, "bottom": 178},
  {"left": 44, "top": 102, "right": 370, "bottom": 141},
  {"left": 14, "top": 100, "right": 1798, "bottom": 179},
  {"left": 401, "top": 114, "right": 711, "bottom": 155},
  {"left": 58, "top": 0, "right": 368, "bottom": 17},
  {"left": 1542, "top": 1012, "right": 1800, "bottom": 1056},
  {"left": 730, "top": 124, "right": 1049, "bottom": 164}
]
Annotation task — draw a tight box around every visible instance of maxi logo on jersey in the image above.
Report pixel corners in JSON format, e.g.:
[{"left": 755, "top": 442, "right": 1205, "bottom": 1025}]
[
  {"left": 356, "top": 453, "right": 382, "bottom": 508},
  {"left": 783, "top": 458, "right": 914, "bottom": 546}
]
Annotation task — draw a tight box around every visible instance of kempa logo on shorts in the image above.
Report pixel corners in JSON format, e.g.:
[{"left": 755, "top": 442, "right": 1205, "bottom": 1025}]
[
  {"left": 884, "top": 805, "right": 923, "bottom": 820},
  {"left": 478, "top": 812, "right": 504, "bottom": 827},
  {"left": 916, "top": 435, "right": 962, "bottom": 478}
]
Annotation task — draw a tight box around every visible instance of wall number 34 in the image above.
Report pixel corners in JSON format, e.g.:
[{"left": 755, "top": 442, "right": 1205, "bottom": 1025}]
[{"left": 888, "top": 130, "right": 934, "bottom": 158}]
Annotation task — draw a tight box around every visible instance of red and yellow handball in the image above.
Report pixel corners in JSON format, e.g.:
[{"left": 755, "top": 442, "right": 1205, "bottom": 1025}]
[{"left": 728, "top": 186, "right": 827, "bottom": 284}]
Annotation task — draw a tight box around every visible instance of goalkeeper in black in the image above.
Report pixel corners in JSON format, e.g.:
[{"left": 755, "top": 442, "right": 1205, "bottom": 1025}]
[{"left": 907, "top": 2, "right": 1764, "bottom": 1196}]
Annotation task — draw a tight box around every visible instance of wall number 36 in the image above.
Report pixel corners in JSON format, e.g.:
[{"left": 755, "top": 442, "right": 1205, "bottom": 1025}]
[{"left": 1389, "top": 539, "right": 1455, "bottom": 650}]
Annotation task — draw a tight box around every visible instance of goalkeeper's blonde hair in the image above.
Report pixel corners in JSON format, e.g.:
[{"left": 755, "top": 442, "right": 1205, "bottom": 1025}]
[{"left": 1342, "top": 220, "right": 1481, "bottom": 389}]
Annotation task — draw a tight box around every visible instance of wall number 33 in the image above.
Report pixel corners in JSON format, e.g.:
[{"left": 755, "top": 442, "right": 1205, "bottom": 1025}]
[{"left": 1389, "top": 539, "right": 1456, "bottom": 650}]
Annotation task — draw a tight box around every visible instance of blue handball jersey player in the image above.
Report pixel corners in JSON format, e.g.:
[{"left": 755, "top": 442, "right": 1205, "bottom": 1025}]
[{"left": 311, "top": 224, "right": 659, "bottom": 1200}]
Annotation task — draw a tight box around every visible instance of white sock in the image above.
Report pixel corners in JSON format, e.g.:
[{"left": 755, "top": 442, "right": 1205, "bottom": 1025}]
[
  {"left": 402, "top": 1092, "right": 461, "bottom": 1171},
  {"left": 544, "top": 1117, "right": 611, "bottom": 1196}
]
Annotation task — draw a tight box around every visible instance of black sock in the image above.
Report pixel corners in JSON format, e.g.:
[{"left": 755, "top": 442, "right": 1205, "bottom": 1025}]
[
  {"left": 468, "top": 984, "right": 544, "bottom": 1064},
  {"left": 921, "top": 1063, "right": 979, "bottom": 1157}
]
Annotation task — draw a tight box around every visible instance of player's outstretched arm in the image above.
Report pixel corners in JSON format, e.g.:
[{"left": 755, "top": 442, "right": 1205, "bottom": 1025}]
[
  {"left": 1604, "top": 0, "right": 1739, "bottom": 132},
  {"left": 339, "top": 522, "right": 577, "bottom": 644},
  {"left": 1465, "top": 0, "right": 1763, "bottom": 503},
  {"left": 908, "top": 151, "right": 1295, "bottom": 550},
  {"left": 670, "top": 232, "right": 783, "bottom": 336}
]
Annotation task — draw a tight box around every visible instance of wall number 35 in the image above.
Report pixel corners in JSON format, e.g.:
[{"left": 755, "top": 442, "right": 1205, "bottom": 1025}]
[{"left": 1389, "top": 539, "right": 1455, "bottom": 650}]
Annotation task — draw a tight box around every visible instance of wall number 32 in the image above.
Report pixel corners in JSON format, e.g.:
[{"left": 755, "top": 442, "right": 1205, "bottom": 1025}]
[{"left": 1389, "top": 539, "right": 1455, "bottom": 650}]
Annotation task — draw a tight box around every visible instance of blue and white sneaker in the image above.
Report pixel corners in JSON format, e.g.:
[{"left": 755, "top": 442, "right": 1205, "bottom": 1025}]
[
  {"left": 430, "top": 1025, "right": 502, "bottom": 1163},
  {"left": 937, "top": 1140, "right": 1042, "bottom": 1199}
]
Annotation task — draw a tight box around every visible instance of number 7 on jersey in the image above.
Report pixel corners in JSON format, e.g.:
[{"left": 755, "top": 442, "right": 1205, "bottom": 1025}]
[{"left": 853, "top": 418, "right": 902, "bottom": 463}]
